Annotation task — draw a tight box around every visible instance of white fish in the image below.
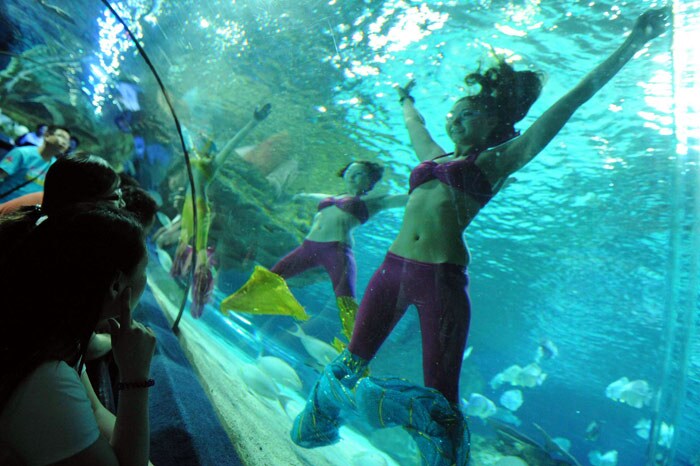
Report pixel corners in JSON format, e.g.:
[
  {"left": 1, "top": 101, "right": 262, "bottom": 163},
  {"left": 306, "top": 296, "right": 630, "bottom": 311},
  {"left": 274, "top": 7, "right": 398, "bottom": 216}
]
[
  {"left": 491, "top": 363, "right": 546, "bottom": 388},
  {"left": 156, "top": 248, "right": 173, "bottom": 272},
  {"left": 287, "top": 324, "right": 339, "bottom": 368},
  {"left": 606, "top": 378, "right": 653, "bottom": 408},
  {"left": 462, "top": 346, "right": 473, "bottom": 362},
  {"left": 256, "top": 356, "right": 302, "bottom": 391},
  {"left": 500, "top": 389, "right": 524, "bottom": 411},
  {"left": 634, "top": 418, "right": 651, "bottom": 439},
  {"left": 535, "top": 338, "right": 559, "bottom": 362},
  {"left": 620, "top": 380, "right": 653, "bottom": 408},
  {"left": 462, "top": 393, "right": 497, "bottom": 419},
  {"left": 351, "top": 451, "right": 388, "bottom": 466},
  {"left": 490, "top": 365, "right": 523, "bottom": 389},
  {"left": 156, "top": 211, "right": 172, "bottom": 227},
  {"left": 492, "top": 407, "right": 522, "bottom": 426},
  {"left": 553, "top": 437, "right": 571, "bottom": 453},
  {"left": 659, "top": 422, "right": 674, "bottom": 448},
  {"left": 635, "top": 419, "right": 674, "bottom": 447},
  {"left": 282, "top": 397, "right": 305, "bottom": 421},
  {"left": 605, "top": 377, "right": 629, "bottom": 400},
  {"left": 588, "top": 450, "right": 618, "bottom": 466},
  {"left": 516, "top": 363, "right": 546, "bottom": 387},
  {"left": 238, "top": 363, "right": 280, "bottom": 400},
  {"left": 494, "top": 457, "right": 528, "bottom": 466}
]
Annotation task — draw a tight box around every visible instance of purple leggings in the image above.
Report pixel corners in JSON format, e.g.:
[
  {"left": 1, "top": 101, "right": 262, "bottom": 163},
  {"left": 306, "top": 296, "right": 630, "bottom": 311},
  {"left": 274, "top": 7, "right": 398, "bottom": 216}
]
[
  {"left": 348, "top": 252, "right": 470, "bottom": 403},
  {"left": 271, "top": 240, "right": 356, "bottom": 298}
]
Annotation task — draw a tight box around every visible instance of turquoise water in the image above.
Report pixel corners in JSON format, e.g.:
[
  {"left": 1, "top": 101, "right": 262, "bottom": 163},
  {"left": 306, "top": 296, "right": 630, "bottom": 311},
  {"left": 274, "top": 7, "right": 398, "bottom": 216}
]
[{"left": 1, "top": 0, "right": 698, "bottom": 465}]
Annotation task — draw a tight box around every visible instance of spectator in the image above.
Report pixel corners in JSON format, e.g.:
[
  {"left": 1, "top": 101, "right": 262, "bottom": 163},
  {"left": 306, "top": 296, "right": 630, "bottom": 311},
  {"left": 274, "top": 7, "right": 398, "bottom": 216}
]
[
  {"left": 0, "top": 152, "right": 121, "bottom": 216},
  {"left": 0, "top": 125, "right": 70, "bottom": 202},
  {"left": 15, "top": 124, "right": 48, "bottom": 147},
  {"left": 0, "top": 203, "right": 155, "bottom": 466}
]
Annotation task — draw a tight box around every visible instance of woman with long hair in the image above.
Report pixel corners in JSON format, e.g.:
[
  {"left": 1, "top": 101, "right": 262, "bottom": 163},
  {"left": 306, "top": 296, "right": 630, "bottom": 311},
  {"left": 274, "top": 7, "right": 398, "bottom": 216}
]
[{"left": 0, "top": 204, "right": 155, "bottom": 466}]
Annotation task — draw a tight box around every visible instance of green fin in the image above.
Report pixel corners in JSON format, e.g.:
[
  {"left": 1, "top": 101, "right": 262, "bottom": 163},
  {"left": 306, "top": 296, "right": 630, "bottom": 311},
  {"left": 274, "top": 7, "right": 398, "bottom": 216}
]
[{"left": 220, "top": 265, "right": 310, "bottom": 321}]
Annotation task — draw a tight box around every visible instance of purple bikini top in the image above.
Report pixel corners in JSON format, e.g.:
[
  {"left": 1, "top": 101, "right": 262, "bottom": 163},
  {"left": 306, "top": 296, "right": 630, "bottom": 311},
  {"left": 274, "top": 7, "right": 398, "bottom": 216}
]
[
  {"left": 408, "top": 150, "right": 494, "bottom": 208},
  {"left": 317, "top": 195, "right": 370, "bottom": 224}
]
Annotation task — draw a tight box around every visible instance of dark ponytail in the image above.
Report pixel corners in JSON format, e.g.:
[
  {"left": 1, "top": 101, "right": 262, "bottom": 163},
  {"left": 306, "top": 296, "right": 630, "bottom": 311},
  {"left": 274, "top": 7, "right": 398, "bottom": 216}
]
[{"left": 463, "top": 59, "right": 545, "bottom": 146}]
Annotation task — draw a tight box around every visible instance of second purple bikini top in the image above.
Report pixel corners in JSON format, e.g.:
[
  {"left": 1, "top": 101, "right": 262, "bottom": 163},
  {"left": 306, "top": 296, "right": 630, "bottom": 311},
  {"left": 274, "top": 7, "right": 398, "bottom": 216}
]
[
  {"left": 317, "top": 196, "right": 370, "bottom": 224},
  {"left": 408, "top": 150, "right": 494, "bottom": 207}
]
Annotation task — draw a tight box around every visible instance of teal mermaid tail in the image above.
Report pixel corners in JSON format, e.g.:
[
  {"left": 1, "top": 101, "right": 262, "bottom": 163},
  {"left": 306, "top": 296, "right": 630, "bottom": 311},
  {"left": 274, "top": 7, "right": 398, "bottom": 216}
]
[
  {"left": 355, "top": 378, "right": 470, "bottom": 466},
  {"left": 291, "top": 350, "right": 368, "bottom": 448}
]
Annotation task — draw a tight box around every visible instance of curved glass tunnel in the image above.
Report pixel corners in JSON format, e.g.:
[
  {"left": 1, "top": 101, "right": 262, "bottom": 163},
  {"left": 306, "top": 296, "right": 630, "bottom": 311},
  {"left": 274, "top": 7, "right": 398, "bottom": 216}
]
[{"left": 0, "top": 0, "right": 698, "bottom": 465}]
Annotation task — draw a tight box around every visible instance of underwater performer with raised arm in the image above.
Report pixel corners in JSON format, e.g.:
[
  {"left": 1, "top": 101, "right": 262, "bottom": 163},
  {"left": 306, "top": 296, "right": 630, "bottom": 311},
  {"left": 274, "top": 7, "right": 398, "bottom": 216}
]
[
  {"left": 290, "top": 7, "right": 670, "bottom": 466},
  {"left": 221, "top": 160, "right": 408, "bottom": 348},
  {"left": 170, "top": 103, "right": 272, "bottom": 317}
]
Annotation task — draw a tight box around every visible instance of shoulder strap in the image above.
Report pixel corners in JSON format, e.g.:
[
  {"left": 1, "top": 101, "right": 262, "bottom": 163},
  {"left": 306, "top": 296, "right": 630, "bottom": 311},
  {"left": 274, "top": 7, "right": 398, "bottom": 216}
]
[{"left": 0, "top": 164, "right": 49, "bottom": 200}]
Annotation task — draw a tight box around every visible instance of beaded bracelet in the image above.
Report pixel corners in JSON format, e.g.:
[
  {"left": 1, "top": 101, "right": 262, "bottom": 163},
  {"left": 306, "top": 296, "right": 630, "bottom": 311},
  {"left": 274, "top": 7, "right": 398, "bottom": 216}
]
[
  {"left": 117, "top": 379, "right": 155, "bottom": 391},
  {"left": 399, "top": 94, "right": 415, "bottom": 104}
]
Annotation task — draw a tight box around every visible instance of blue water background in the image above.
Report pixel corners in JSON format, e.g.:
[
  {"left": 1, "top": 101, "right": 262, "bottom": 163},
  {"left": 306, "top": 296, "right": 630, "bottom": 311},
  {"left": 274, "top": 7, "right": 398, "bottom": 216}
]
[{"left": 3, "top": 0, "right": 698, "bottom": 464}]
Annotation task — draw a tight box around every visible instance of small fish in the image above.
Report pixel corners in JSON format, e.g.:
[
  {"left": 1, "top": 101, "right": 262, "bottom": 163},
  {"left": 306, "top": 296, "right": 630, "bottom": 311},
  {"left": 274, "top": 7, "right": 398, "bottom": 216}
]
[
  {"left": 491, "top": 408, "right": 522, "bottom": 427},
  {"left": 238, "top": 363, "right": 280, "bottom": 400},
  {"left": 461, "top": 393, "right": 497, "bottom": 419},
  {"left": 588, "top": 450, "right": 618, "bottom": 466},
  {"left": 156, "top": 247, "right": 173, "bottom": 272},
  {"left": 462, "top": 346, "right": 473, "bottom": 362},
  {"left": 635, "top": 419, "right": 674, "bottom": 448},
  {"left": 605, "top": 377, "right": 653, "bottom": 408},
  {"left": 287, "top": 324, "right": 339, "bottom": 368},
  {"left": 535, "top": 338, "right": 559, "bottom": 362},
  {"left": 500, "top": 389, "right": 523, "bottom": 411},
  {"left": 156, "top": 211, "right": 172, "bottom": 227},
  {"left": 585, "top": 420, "right": 601, "bottom": 441},
  {"left": 37, "top": 0, "right": 75, "bottom": 25},
  {"left": 516, "top": 363, "right": 547, "bottom": 387},
  {"left": 490, "top": 364, "right": 522, "bottom": 389},
  {"left": 256, "top": 356, "right": 302, "bottom": 391},
  {"left": 351, "top": 451, "right": 388, "bottom": 466},
  {"left": 553, "top": 437, "right": 571, "bottom": 453}
]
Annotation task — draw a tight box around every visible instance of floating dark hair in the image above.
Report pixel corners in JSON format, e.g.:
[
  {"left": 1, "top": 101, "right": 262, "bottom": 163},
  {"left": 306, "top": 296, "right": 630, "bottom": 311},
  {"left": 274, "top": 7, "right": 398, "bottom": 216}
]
[
  {"left": 337, "top": 160, "right": 385, "bottom": 194},
  {"left": 462, "top": 58, "right": 544, "bottom": 146}
]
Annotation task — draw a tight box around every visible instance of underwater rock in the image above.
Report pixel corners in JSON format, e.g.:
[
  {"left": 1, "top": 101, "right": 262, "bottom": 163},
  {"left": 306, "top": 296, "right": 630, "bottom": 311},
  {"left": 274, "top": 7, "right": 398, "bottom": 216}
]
[
  {"left": 500, "top": 389, "right": 523, "bottom": 411},
  {"left": 256, "top": 355, "right": 302, "bottom": 391},
  {"left": 588, "top": 450, "right": 618, "bottom": 466}
]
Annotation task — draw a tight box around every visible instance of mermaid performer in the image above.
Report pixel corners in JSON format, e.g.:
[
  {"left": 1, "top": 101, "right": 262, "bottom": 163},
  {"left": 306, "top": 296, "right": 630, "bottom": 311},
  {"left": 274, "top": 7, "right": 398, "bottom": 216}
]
[
  {"left": 221, "top": 161, "right": 408, "bottom": 348},
  {"left": 291, "top": 7, "right": 670, "bottom": 465},
  {"left": 171, "top": 103, "right": 272, "bottom": 317}
]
